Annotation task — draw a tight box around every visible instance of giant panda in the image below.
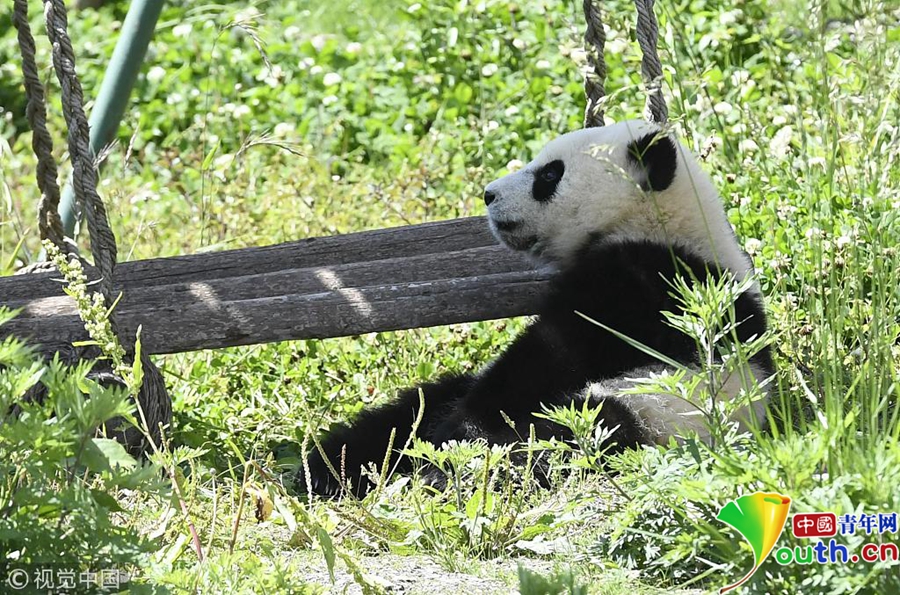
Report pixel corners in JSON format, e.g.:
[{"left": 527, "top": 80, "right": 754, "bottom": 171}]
[{"left": 302, "top": 119, "right": 774, "bottom": 497}]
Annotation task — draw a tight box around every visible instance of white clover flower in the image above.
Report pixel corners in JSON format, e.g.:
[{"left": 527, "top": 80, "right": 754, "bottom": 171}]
[
  {"left": 836, "top": 235, "right": 852, "bottom": 248},
  {"left": 484, "top": 120, "right": 500, "bottom": 133},
  {"left": 172, "top": 24, "right": 192, "bottom": 39},
  {"left": 273, "top": 122, "right": 295, "bottom": 137},
  {"left": 607, "top": 38, "right": 628, "bottom": 54},
  {"left": 311, "top": 35, "right": 328, "bottom": 52},
  {"left": 259, "top": 64, "right": 284, "bottom": 88},
  {"left": 505, "top": 105, "right": 519, "bottom": 117},
  {"left": 322, "top": 95, "right": 339, "bottom": 106},
  {"left": 506, "top": 159, "right": 524, "bottom": 172},
  {"left": 346, "top": 42, "right": 362, "bottom": 55},
  {"left": 536, "top": 59, "right": 551, "bottom": 70},
  {"left": 772, "top": 115, "right": 788, "bottom": 126},
  {"left": 769, "top": 126, "right": 794, "bottom": 157},
  {"left": 692, "top": 95, "right": 710, "bottom": 113},
  {"left": 481, "top": 63, "right": 499, "bottom": 77},
  {"left": 739, "top": 139, "right": 759, "bottom": 153},
  {"left": 323, "top": 72, "right": 342, "bottom": 86},
  {"left": 777, "top": 204, "right": 798, "bottom": 218},
  {"left": 730, "top": 69, "right": 750, "bottom": 85},
  {"left": 147, "top": 66, "right": 166, "bottom": 84},
  {"left": 512, "top": 38, "right": 526, "bottom": 50},
  {"left": 233, "top": 105, "right": 251, "bottom": 118},
  {"left": 719, "top": 9, "right": 742, "bottom": 25},
  {"left": 569, "top": 48, "right": 587, "bottom": 63},
  {"left": 714, "top": 102, "right": 733, "bottom": 115},
  {"left": 285, "top": 26, "right": 301, "bottom": 39},
  {"left": 744, "top": 238, "right": 762, "bottom": 255},
  {"left": 310, "top": 65, "right": 323, "bottom": 76}
]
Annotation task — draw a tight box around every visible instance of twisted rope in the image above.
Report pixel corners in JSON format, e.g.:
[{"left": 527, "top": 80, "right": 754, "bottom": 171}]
[
  {"left": 582, "top": 0, "right": 607, "bottom": 128},
  {"left": 633, "top": 0, "right": 668, "bottom": 124},
  {"left": 581, "top": 0, "right": 668, "bottom": 127},
  {"left": 11, "top": 0, "right": 67, "bottom": 253},
  {"left": 12, "top": 0, "right": 170, "bottom": 451},
  {"left": 42, "top": 0, "right": 119, "bottom": 304}
]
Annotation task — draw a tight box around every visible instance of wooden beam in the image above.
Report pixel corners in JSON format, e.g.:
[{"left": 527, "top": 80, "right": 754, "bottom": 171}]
[{"left": 0, "top": 218, "right": 551, "bottom": 355}]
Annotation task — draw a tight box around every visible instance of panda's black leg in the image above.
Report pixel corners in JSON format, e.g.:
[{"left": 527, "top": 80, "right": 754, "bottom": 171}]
[
  {"left": 301, "top": 374, "right": 474, "bottom": 497},
  {"left": 426, "top": 387, "right": 650, "bottom": 489},
  {"left": 580, "top": 388, "right": 651, "bottom": 456},
  {"left": 523, "top": 391, "right": 651, "bottom": 490}
]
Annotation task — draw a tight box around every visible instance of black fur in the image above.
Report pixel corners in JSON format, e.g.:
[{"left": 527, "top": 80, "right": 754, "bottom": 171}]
[
  {"left": 301, "top": 238, "right": 773, "bottom": 497},
  {"left": 532, "top": 160, "right": 565, "bottom": 202},
  {"left": 627, "top": 133, "right": 677, "bottom": 192}
]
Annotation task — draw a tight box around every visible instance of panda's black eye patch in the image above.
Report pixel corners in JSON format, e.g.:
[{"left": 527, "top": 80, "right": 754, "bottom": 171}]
[{"left": 532, "top": 160, "right": 565, "bottom": 202}]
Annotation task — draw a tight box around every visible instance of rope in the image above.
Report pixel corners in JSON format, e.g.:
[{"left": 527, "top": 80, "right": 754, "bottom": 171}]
[
  {"left": 581, "top": 0, "right": 669, "bottom": 127},
  {"left": 12, "top": 0, "right": 170, "bottom": 451},
  {"left": 581, "top": 0, "right": 607, "bottom": 128},
  {"left": 11, "top": 0, "right": 67, "bottom": 253},
  {"left": 633, "top": 0, "right": 668, "bottom": 124},
  {"left": 42, "top": 0, "right": 118, "bottom": 303}
]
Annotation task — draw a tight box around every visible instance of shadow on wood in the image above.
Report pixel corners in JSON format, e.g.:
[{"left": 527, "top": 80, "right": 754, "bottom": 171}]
[{"left": 1, "top": 217, "right": 551, "bottom": 355}]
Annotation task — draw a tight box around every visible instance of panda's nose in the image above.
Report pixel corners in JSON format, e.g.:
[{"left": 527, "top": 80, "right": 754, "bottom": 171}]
[{"left": 484, "top": 190, "right": 497, "bottom": 206}]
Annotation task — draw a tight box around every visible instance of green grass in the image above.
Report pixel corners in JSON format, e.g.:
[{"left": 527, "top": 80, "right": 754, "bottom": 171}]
[{"left": 2, "top": 0, "right": 900, "bottom": 592}]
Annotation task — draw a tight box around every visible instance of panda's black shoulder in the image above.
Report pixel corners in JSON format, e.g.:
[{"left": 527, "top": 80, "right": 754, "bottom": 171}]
[
  {"left": 540, "top": 236, "right": 713, "bottom": 318},
  {"left": 571, "top": 236, "right": 712, "bottom": 279},
  {"left": 538, "top": 235, "right": 771, "bottom": 368}
]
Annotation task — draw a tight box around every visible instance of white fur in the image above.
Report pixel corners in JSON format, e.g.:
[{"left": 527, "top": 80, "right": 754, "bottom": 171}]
[
  {"left": 484, "top": 120, "right": 754, "bottom": 284},
  {"left": 485, "top": 119, "right": 768, "bottom": 441},
  {"left": 587, "top": 363, "right": 770, "bottom": 445}
]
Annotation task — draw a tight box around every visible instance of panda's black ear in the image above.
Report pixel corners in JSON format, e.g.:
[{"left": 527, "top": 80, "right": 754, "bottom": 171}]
[{"left": 627, "top": 132, "right": 677, "bottom": 192}]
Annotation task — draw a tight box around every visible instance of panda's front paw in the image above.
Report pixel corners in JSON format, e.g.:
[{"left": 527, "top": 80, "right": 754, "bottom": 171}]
[
  {"left": 300, "top": 443, "right": 376, "bottom": 498},
  {"left": 418, "top": 464, "right": 449, "bottom": 492},
  {"left": 298, "top": 448, "right": 343, "bottom": 497},
  {"left": 431, "top": 413, "right": 486, "bottom": 445}
]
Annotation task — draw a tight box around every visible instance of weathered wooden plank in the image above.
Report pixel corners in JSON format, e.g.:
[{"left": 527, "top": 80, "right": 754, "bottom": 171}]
[
  {"left": 0, "top": 216, "right": 499, "bottom": 299},
  {"left": 5, "top": 245, "right": 534, "bottom": 313},
  {"left": 2, "top": 270, "right": 551, "bottom": 354},
  {"left": 0, "top": 218, "right": 551, "bottom": 355}
]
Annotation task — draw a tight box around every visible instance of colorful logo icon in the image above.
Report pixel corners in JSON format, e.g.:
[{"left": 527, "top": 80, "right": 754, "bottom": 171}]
[
  {"left": 716, "top": 491, "right": 792, "bottom": 593},
  {"left": 792, "top": 512, "right": 837, "bottom": 538}
]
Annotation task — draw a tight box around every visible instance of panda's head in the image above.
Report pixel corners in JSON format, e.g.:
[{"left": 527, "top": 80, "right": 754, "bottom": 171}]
[{"left": 484, "top": 119, "right": 750, "bottom": 276}]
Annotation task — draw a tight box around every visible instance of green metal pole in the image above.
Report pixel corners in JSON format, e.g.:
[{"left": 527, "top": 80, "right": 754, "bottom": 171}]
[{"left": 58, "top": 0, "right": 164, "bottom": 235}]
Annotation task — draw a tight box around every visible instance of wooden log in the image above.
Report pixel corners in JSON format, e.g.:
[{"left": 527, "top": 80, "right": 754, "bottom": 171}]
[{"left": 0, "top": 217, "right": 551, "bottom": 355}]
